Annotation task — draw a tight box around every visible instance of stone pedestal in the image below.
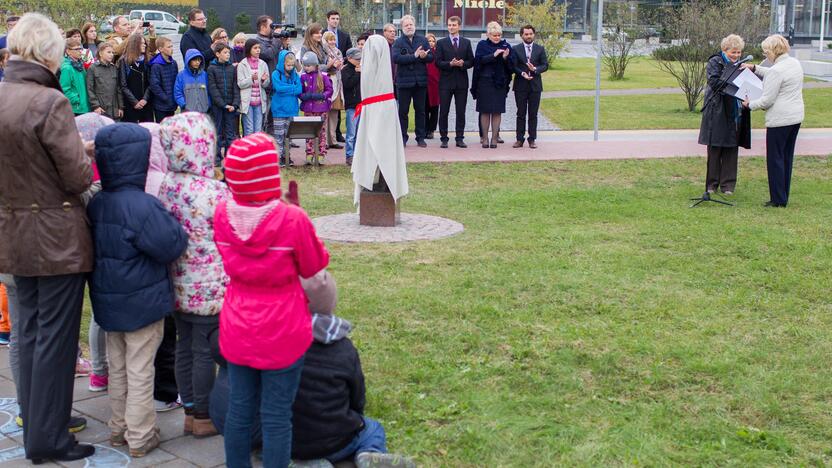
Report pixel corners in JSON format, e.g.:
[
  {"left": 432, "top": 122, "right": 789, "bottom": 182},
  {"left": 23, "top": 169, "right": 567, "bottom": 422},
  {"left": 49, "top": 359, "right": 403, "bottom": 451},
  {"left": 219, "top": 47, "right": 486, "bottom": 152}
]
[{"left": 359, "top": 191, "right": 400, "bottom": 227}]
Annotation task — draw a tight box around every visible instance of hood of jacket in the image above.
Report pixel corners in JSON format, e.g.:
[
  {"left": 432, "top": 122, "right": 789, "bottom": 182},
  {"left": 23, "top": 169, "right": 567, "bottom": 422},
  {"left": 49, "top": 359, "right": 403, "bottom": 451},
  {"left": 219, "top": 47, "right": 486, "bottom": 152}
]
[
  {"left": 311, "top": 313, "right": 352, "bottom": 344},
  {"left": 210, "top": 58, "right": 233, "bottom": 68},
  {"left": 149, "top": 52, "right": 172, "bottom": 66},
  {"left": 95, "top": 123, "right": 151, "bottom": 192},
  {"left": 159, "top": 112, "right": 216, "bottom": 179},
  {"left": 184, "top": 48, "right": 204, "bottom": 74},
  {"left": 276, "top": 50, "right": 298, "bottom": 82}
]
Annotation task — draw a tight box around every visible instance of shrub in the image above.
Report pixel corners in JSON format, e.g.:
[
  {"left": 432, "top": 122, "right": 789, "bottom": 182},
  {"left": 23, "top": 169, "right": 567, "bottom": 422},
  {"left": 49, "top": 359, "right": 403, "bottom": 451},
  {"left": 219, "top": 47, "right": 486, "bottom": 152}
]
[{"left": 505, "top": 0, "right": 571, "bottom": 63}]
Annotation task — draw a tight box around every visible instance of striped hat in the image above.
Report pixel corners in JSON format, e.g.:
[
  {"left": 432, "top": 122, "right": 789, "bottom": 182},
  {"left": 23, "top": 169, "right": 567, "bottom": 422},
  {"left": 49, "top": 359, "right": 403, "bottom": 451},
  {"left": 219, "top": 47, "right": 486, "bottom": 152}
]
[{"left": 224, "top": 133, "right": 282, "bottom": 205}]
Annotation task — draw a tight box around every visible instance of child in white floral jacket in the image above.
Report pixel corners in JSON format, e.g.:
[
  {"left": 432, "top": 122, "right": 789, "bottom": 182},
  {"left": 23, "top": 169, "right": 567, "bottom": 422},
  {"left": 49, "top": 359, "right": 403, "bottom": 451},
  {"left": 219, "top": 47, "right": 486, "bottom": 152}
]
[{"left": 157, "top": 112, "right": 230, "bottom": 437}]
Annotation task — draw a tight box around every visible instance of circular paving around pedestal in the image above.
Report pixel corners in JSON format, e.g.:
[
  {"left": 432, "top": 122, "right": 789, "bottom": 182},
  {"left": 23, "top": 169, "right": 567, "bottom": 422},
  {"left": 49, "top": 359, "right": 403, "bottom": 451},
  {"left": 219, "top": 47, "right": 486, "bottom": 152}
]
[{"left": 313, "top": 213, "right": 464, "bottom": 243}]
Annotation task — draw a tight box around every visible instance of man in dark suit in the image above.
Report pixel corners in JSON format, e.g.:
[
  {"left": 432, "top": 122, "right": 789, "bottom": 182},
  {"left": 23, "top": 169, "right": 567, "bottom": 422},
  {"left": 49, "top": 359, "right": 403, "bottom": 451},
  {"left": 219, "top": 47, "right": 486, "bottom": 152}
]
[
  {"left": 512, "top": 25, "right": 548, "bottom": 149},
  {"left": 434, "top": 16, "right": 474, "bottom": 149},
  {"left": 392, "top": 15, "right": 433, "bottom": 147},
  {"left": 326, "top": 10, "right": 353, "bottom": 143}
]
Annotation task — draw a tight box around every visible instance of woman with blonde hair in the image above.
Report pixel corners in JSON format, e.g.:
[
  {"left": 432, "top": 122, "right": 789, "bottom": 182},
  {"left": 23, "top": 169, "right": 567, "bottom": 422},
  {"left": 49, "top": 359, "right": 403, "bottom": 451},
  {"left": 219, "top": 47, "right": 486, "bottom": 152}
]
[
  {"left": 0, "top": 12, "right": 96, "bottom": 462},
  {"left": 742, "top": 34, "right": 804, "bottom": 207},
  {"left": 697, "top": 34, "right": 751, "bottom": 196},
  {"left": 322, "top": 30, "right": 344, "bottom": 149},
  {"left": 211, "top": 27, "right": 229, "bottom": 45},
  {"left": 472, "top": 21, "right": 513, "bottom": 148}
]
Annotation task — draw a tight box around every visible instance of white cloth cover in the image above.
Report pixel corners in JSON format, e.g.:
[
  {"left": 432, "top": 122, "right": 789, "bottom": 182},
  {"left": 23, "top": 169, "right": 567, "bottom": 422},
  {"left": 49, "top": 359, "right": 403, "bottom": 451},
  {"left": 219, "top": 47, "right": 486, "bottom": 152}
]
[{"left": 351, "top": 35, "right": 409, "bottom": 205}]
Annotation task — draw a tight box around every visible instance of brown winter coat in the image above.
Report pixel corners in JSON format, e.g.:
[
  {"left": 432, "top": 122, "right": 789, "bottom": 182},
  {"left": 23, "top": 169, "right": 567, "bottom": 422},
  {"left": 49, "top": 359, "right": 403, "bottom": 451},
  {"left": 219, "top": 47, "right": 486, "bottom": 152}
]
[{"left": 0, "top": 59, "right": 94, "bottom": 276}]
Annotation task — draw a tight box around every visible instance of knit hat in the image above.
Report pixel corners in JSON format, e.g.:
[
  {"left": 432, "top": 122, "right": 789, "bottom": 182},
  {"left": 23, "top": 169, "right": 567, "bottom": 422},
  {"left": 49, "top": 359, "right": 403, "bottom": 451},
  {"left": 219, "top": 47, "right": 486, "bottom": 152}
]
[
  {"left": 345, "top": 47, "right": 361, "bottom": 61},
  {"left": 224, "top": 133, "right": 282, "bottom": 205},
  {"left": 302, "top": 51, "right": 319, "bottom": 66}
]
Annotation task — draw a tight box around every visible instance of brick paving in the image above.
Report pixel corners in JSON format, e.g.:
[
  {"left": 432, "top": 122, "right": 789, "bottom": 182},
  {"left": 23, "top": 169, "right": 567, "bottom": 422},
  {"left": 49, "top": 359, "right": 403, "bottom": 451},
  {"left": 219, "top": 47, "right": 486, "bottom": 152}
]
[{"left": 313, "top": 213, "right": 464, "bottom": 243}]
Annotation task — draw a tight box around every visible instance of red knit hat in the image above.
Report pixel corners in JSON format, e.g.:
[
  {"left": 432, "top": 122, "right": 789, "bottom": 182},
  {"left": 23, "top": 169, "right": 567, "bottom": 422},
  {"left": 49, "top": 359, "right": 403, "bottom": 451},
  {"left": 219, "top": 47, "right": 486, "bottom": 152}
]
[{"left": 224, "top": 133, "right": 282, "bottom": 205}]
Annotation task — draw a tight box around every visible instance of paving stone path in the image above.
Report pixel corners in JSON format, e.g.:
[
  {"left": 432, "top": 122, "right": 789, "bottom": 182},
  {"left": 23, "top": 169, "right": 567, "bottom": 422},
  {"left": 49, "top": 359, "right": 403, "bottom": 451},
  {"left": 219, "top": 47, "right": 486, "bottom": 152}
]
[{"left": 313, "top": 213, "right": 464, "bottom": 243}]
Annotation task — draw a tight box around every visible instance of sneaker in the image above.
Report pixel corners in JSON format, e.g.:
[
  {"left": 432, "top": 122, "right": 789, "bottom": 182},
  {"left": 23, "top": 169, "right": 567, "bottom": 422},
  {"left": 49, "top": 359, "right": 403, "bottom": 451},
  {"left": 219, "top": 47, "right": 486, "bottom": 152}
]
[
  {"left": 0, "top": 332, "right": 9, "bottom": 345},
  {"left": 129, "top": 431, "right": 160, "bottom": 458},
  {"left": 15, "top": 415, "right": 22, "bottom": 427},
  {"left": 345, "top": 157, "right": 353, "bottom": 166},
  {"left": 355, "top": 452, "right": 416, "bottom": 468},
  {"left": 75, "top": 357, "right": 92, "bottom": 378},
  {"left": 68, "top": 416, "right": 87, "bottom": 433},
  {"left": 155, "top": 398, "right": 183, "bottom": 413},
  {"left": 89, "top": 374, "right": 108, "bottom": 392},
  {"left": 110, "top": 431, "right": 126, "bottom": 447},
  {"left": 192, "top": 416, "right": 218, "bottom": 438}
]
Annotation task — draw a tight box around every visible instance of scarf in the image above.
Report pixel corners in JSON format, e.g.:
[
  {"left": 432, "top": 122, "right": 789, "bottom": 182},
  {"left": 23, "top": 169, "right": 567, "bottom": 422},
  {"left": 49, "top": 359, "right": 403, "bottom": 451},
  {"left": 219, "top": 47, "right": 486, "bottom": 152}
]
[
  {"left": 69, "top": 56, "right": 85, "bottom": 73},
  {"left": 721, "top": 52, "right": 742, "bottom": 124},
  {"left": 473, "top": 39, "right": 513, "bottom": 93}
]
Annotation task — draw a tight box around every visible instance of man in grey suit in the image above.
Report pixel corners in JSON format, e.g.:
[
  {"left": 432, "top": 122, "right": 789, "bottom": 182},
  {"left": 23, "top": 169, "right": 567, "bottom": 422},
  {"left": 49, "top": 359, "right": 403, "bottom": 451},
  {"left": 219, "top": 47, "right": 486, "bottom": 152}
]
[{"left": 512, "top": 25, "right": 548, "bottom": 149}]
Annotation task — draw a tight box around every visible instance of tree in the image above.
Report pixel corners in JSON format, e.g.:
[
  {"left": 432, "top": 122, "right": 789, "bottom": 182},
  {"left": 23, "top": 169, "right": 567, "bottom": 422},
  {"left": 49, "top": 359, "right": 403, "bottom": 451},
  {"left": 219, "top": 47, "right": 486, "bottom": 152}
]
[
  {"left": 505, "top": 0, "right": 570, "bottom": 62},
  {"left": 235, "top": 12, "right": 251, "bottom": 36},
  {"left": 14, "top": 0, "right": 117, "bottom": 30},
  {"left": 653, "top": 0, "right": 770, "bottom": 111},
  {"left": 305, "top": 0, "right": 376, "bottom": 39},
  {"left": 205, "top": 8, "right": 222, "bottom": 35}
]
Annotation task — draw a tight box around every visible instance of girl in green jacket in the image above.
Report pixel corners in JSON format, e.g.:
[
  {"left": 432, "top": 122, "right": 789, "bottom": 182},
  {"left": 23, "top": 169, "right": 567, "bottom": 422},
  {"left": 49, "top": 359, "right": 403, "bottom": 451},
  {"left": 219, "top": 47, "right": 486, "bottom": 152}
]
[{"left": 60, "top": 37, "right": 90, "bottom": 115}]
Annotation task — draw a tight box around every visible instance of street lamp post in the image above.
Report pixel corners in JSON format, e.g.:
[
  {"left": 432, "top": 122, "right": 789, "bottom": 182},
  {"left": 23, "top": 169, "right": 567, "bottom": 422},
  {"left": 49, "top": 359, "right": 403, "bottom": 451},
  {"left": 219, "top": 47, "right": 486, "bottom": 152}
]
[{"left": 593, "top": 0, "right": 604, "bottom": 141}]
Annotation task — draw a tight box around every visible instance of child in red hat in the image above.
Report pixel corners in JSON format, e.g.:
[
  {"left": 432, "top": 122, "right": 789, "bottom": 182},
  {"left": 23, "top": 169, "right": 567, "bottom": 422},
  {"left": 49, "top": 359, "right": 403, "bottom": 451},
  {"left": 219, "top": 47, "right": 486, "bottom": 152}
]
[{"left": 215, "top": 132, "right": 330, "bottom": 467}]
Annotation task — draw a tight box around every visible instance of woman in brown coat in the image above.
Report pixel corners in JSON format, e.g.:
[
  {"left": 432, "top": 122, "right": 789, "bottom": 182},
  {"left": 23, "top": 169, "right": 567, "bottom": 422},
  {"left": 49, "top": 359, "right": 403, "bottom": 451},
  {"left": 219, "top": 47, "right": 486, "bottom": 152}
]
[{"left": 0, "top": 13, "right": 96, "bottom": 464}]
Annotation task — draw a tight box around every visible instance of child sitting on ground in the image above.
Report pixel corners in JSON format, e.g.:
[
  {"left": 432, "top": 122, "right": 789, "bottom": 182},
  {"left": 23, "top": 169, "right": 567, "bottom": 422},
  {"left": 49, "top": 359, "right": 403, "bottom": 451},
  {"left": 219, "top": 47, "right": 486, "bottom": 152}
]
[
  {"left": 87, "top": 123, "right": 188, "bottom": 458},
  {"left": 271, "top": 50, "right": 302, "bottom": 167},
  {"left": 299, "top": 52, "right": 332, "bottom": 165},
  {"left": 158, "top": 112, "right": 230, "bottom": 438}
]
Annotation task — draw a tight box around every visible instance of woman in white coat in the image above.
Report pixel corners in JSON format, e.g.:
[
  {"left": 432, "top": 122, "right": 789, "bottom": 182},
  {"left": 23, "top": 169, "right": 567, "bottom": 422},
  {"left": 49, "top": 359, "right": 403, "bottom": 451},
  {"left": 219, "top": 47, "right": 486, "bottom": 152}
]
[
  {"left": 742, "top": 34, "right": 804, "bottom": 207},
  {"left": 237, "top": 38, "right": 271, "bottom": 136}
]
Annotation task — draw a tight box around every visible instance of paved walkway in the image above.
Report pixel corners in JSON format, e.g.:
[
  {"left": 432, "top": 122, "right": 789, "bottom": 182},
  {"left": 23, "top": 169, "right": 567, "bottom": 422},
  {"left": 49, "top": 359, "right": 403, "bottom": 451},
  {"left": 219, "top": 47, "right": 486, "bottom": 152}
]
[
  {"left": 299, "top": 128, "right": 832, "bottom": 166},
  {"left": 541, "top": 80, "right": 832, "bottom": 99}
]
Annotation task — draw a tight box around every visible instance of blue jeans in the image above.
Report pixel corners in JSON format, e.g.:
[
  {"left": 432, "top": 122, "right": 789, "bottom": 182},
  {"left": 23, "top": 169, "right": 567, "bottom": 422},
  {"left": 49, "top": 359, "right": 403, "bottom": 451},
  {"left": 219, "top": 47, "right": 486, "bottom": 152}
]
[
  {"left": 224, "top": 358, "right": 304, "bottom": 468},
  {"left": 345, "top": 109, "right": 359, "bottom": 158},
  {"left": 242, "top": 105, "right": 263, "bottom": 136},
  {"left": 325, "top": 417, "right": 387, "bottom": 463}
]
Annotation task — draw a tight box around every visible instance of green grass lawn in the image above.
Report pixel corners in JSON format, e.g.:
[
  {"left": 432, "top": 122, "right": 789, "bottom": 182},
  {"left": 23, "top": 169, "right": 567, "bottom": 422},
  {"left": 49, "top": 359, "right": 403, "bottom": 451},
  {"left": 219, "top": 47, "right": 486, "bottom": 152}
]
[
  {"left": 81, "top": 157, "right": 832, "bottom": 465},
  {"left": 542, "top": 57, "right": 819, "bottom": 92},
  {"left": 543, "top": 57, "right": 681, "bottom": 92},
  {"left": 541, "top": 88, "right": 832, "bottom": 130}
]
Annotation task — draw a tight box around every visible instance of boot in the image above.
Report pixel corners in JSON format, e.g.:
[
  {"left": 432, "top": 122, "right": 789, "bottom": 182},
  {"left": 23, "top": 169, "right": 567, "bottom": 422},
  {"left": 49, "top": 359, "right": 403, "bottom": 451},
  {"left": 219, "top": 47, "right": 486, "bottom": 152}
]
[
  {"left": 184, "top": 405, "right": 194, "bottom": 435},
  {"left": 192, "top": 415, "right": 218, "bottom": 438}
]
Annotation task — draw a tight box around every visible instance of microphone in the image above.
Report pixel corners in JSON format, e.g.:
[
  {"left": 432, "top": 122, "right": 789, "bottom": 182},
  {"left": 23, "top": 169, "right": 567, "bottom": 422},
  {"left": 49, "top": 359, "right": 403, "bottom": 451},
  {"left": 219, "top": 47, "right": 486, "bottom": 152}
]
[{"left": 736, "top": 55, "right": 754, "bottom": 65}]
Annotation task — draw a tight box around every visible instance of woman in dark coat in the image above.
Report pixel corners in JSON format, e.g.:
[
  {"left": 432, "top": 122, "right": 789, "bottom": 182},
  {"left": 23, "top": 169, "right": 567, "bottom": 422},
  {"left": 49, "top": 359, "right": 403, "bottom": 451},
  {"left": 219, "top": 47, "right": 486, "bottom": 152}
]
[
  {"left": 698, "top": 34, "right": 751, "bottom": 195},
  {"left": 118, "top": 34, "right": 153, "bottom": 123},
  {"left": 472, "top": 21, "right": 514, "bottom": 148},
  {"left": 0, "top": 13, "right": 96, "bottom": 463}
]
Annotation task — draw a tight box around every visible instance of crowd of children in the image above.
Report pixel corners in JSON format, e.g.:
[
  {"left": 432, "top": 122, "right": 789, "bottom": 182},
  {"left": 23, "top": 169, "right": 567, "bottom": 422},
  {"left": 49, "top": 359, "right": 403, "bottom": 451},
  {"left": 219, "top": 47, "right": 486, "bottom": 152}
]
[{"left": 29, "top": 29, "right": 374, "bottom": 174}]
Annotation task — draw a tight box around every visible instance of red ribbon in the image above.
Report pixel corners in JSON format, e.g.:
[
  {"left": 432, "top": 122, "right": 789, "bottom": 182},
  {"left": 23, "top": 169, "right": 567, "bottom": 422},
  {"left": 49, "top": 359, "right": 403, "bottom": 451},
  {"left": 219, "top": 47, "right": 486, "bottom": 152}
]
[{"left": 353, "top": 93, "right": 395, "bottom": 119}]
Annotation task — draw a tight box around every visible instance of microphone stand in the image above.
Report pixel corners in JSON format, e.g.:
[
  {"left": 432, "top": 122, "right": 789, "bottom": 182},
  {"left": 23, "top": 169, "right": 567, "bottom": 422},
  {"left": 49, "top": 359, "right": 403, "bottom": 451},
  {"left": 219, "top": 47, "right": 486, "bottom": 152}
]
[{"left": 690, "top": 191, "right": 734, "bottom": 208}]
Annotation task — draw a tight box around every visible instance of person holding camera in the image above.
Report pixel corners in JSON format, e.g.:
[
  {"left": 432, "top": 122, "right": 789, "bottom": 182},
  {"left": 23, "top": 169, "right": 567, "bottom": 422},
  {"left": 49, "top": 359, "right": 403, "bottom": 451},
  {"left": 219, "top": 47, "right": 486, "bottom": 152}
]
[
  {"left": 107, "top": 16, "right": 157, "bottom": 63},
  {"left": 180, "top": 9, "right": 215, "bottom": 65},
  {"left": 255, "top": 16, "right": 285, "bottom": 135}
]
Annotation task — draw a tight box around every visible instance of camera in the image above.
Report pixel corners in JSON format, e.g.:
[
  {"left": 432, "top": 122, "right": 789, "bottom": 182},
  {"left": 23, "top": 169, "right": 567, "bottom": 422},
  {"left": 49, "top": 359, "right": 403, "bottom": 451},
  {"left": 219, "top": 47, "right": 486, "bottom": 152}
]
[{"left": 271, "top": 23, "right": 297, "bottom": 39}]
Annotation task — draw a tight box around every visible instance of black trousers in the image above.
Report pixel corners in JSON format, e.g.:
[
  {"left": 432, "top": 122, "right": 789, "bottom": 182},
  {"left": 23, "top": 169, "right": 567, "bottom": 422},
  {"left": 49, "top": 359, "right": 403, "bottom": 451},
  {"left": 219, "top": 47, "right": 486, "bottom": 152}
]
[
  {"left": 706, "top": 145, "right": 739, "bottom": 192},
  {"left": 153, "top": 315, "right": 178, "bottom": 403},
  {"left": 397, "top": 86, "right": 427, "bottom": 142},
  {"left": 15, "top": 273, "right": 85, "bottom": 459},
  {"left": 212, "top": 107, "right": 239, "bottom": 166},
  {"left": 439, "top": 86, "right": 468, "bottom": 142},
  {"left": 335, "top": 110, "right": 344, "bottom": 140},
  {"left": 515, "top": 90, "right": 542, "bottom": 143},
  {"left": 766, "top": 123, "right": 801, "bottom": 206},
  {"left": 154, "top": 109, "right": 176, "bottom": 123}
]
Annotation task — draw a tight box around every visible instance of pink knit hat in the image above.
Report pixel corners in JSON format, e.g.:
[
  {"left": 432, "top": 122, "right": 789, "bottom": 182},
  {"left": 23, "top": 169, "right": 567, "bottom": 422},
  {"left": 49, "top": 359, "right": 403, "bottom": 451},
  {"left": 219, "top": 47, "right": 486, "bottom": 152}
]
[{"left": 224, "top": 133, "right": 282, "bottom": 205}]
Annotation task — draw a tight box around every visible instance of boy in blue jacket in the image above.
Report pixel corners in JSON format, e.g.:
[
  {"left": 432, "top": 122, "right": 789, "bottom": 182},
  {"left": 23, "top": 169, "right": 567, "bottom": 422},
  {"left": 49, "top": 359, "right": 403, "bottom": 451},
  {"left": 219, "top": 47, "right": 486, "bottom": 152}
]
[
  {"left": 149, "top": 37, "right": 179, "bottom": 122},
  {"left": 271, "top": 50, "right": 302, "bottom": 167},
  {"left": 87, "top": 123, "right": 188, "bottom": 458},
  {"left": 174, "top": 49, "right": 210, "bottom": 113}
]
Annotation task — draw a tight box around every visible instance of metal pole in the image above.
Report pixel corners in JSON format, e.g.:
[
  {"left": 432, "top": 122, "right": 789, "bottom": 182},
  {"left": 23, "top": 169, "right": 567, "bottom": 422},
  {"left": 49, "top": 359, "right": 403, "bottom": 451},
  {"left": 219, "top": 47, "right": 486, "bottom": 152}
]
[
  {"left": 593, "top": 0, "right": 603, "bottom": 141},
  {"left": 821, "top": 0, "right": 827, "bottom": 52}
]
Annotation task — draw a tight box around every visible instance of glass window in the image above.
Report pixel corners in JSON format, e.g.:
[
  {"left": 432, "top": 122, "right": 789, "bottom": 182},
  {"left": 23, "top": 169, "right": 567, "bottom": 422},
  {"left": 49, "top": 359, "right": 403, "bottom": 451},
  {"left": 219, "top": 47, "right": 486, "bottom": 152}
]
[
  {"left": 130, "top": 12, "right": 142, "bottom": 20},
  {"left": 165, "top": 14, "right": 178, "bottom": 23},
  {"left": 147, "top": 13, "right": 163, "bottom": 21}
]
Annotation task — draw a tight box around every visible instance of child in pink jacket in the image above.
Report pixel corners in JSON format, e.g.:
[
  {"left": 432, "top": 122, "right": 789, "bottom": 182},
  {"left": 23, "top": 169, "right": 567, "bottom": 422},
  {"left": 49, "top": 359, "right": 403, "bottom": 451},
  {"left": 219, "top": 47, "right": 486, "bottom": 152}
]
[{"left": 214, "top": 133, "right": 329, "bottom": 467}]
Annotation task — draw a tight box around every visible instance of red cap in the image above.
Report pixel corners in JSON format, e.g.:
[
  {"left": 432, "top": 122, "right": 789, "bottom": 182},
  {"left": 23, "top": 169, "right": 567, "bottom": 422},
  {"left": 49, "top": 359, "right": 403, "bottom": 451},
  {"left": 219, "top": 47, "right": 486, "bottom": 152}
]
[{"left": 224, "top": 133, "right": 282, "bottom": 205}]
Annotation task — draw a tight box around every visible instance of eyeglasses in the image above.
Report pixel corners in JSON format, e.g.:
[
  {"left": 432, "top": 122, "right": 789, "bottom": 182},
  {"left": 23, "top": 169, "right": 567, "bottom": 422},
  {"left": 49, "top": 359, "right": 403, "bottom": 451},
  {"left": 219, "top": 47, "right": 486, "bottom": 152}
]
[
  {"left": 68, "top": 47, "right": 83, "bottom": 51},
  {"left": 219, "top": 35, "right": 228, "bottom": 39}
]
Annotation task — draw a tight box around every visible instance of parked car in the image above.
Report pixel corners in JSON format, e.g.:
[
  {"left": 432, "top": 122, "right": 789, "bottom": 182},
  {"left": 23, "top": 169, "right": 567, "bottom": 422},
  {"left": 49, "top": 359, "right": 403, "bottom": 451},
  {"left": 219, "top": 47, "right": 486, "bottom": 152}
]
[
  {"left": 99, "top": 15, "right": 119, "bottom": 34},
  {"left": 129, "top": 10, "right": 185, "bottom": 34}
]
